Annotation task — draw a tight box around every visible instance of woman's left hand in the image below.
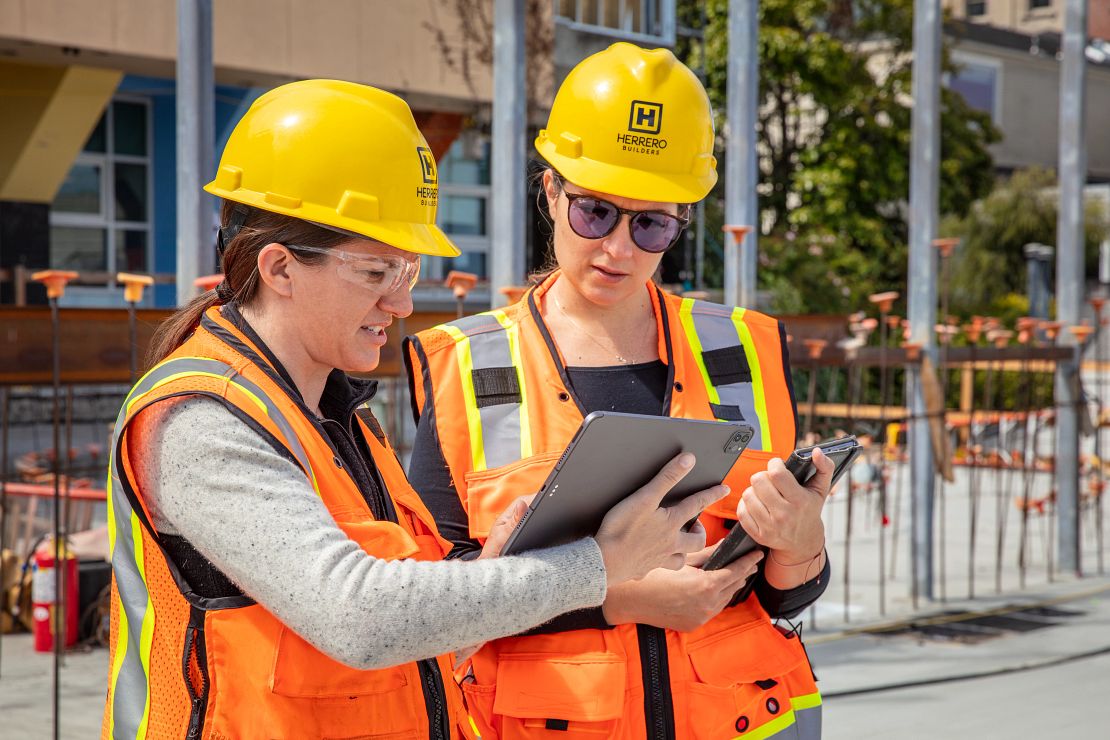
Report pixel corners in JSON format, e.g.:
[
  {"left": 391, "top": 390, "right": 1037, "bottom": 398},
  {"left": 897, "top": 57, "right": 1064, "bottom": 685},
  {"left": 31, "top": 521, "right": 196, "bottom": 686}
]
[{"left": 736, "top": 447, "right": 834, "bottom": 563}]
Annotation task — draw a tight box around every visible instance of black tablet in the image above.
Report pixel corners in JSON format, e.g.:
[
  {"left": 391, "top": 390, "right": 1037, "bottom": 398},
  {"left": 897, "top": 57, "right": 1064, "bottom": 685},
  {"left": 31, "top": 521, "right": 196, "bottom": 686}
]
[{"left": 500, "top": 411, "right": 755, "bottom": 556}]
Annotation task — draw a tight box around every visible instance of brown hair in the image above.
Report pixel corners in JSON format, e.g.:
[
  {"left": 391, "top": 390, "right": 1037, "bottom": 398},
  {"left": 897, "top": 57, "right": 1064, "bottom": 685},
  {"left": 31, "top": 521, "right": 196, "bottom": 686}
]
[
  {"left": 527, "top": 166, "right": 563, "bottom": 286},
  {"left": 146, "top": 202, "right": 349, "bottom": 367}
]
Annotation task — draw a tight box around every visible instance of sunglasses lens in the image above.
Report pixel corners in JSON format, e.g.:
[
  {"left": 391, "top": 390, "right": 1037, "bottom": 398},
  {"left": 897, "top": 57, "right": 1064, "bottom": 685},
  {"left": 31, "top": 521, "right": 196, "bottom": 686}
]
[
  {"left": 567, "top": 197, "right": 620, "bottom": 239},
  {"left": 630, "top": 212, "right": 682, "bottom": 253}
]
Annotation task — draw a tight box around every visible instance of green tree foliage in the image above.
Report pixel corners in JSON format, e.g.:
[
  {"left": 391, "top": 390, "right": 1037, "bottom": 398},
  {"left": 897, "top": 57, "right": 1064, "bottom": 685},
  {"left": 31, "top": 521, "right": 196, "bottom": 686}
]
[
  {"left": 681, "top": 0, "right": 1000, "bottom": 314},
  {"left": 941, "top": 167, "right": 1110, "bottom": 322}
]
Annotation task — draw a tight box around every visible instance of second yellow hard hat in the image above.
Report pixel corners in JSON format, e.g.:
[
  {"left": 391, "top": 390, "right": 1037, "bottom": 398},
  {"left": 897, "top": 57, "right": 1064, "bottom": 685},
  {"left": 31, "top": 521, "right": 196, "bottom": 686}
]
[
  {"left": 205, "top": 79, "right": 460, "bottom": 257},
  {"left": 535, "top": 42, "right": 717, "bottom": 204}
]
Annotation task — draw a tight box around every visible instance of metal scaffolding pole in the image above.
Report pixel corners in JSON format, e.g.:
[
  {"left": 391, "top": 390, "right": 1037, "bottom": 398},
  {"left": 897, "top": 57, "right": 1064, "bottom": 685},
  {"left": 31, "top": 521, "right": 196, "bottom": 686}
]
[
  {"left": 725, "top": 0, "right": 759, "bottom": 308},
  {"left": 907, "top": 0, "right": 941, "bottom": 602},
  {"left": 1056, "top": 0, "right": 1089, "bottom": 575},
  {"left": 176, "top": 0, "right": 215, "bottom": 305},
  {"left": 490, "top": 0, "right": 526, "bottom": 308}
]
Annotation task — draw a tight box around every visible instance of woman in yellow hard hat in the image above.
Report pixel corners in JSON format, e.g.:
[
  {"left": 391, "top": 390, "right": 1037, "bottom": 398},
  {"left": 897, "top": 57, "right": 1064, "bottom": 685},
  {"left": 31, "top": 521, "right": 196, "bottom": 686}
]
[
  {"left": 99, "top": 78, "right": 727, "bottom": 740},
  {"left": 406, "top": 44, "right": 831, "bottom": 739}
]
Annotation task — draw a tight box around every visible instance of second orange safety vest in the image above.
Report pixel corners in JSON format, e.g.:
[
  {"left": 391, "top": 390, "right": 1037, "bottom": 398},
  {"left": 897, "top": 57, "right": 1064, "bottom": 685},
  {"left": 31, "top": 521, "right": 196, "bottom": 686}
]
[
  {"left": 102, "top": 306, "right": 466, "bottom": 739},
  {"left": 405, "top": 273, "right": 822, "bottom": 740}
]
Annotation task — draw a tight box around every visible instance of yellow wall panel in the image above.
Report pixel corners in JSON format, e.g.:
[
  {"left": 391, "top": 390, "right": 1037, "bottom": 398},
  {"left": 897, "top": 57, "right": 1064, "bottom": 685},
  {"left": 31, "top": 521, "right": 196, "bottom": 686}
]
[{"left": 0, "top": 61, "right": 121, "bottom": 202}]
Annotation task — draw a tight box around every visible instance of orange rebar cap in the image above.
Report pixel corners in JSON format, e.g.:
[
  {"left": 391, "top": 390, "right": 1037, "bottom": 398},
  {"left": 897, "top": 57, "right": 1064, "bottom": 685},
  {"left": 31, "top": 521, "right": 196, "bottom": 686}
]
[
  {"left": 868, "top": 291, "right": 899, "bottom": 313},
  {"left": 32, "top": 270, "right": 78, "bottom": 299},
  {"left": 195, "top": 274, "right": 224, "bottom": 292},
  {"left": 722, "top": 225, "right": 752, "bottom": 245},
  {"left": 445, "top": 271, "right": 478, "bottom": 299},
  {"left": 500, "top": 285, "right": 528, "bottom": 304},
  {"left": 117, "top": 272, "right": 154, "bottom": 303}
]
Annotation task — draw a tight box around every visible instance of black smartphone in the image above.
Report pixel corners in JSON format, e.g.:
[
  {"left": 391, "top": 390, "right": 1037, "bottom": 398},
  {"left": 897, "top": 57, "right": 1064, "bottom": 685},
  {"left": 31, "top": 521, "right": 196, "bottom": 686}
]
[
  {"left": 702, "top": 436, "right": 863, "bottom": 604},
  {"left": 784, "top": 436, "right": 863, "bottom": 489}
]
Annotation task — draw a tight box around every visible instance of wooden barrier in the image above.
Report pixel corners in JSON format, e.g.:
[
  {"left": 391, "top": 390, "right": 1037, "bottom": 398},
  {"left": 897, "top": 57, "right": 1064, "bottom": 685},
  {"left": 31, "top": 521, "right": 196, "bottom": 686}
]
[{"left": 0, "top": 307, "right": 459, "bottom": 384}]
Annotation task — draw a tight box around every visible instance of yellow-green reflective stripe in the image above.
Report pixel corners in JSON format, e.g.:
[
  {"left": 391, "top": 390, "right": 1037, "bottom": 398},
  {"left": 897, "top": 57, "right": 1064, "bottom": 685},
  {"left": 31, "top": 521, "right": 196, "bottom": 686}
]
[
  {"left": 442, "top": 324, "right": 486, "bottom": 472},
  {"left": 792, "top": 691, "right": 822, "bottom": 710},
  {"left": 125, "top": 364, "right": 320, "bottom": 495},
  {"left": 492, "top": 310, "right": 532, "bottom": 459},
  {"left": 733, "top": 708, "right": 797, "bottom": 740},
  {"left": 731, "top": 308, "right": 772, "bottom": 450},
  {"left": 131, "top": 509, "right": 155, "bottom": 738},
  {"left": 680, "top": 298, "right": 720, "bottom": 405},
  {"left": 127, "top": 371, "right": 267, "bottom": 417}
]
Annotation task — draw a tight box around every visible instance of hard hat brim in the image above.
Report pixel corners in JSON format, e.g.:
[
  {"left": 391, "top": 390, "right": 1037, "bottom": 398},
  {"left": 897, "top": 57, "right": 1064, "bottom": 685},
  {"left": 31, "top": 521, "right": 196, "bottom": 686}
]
[
  {"left": 536, "top": 141, "right": 717, "bottom": 205},
  {"left": 204, "top": 183, "right": 462, "bottom": 258}
]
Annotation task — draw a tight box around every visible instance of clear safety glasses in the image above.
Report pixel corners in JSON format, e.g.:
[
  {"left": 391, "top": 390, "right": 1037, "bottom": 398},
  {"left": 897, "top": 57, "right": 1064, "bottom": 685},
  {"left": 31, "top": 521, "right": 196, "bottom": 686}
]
[{"left": 287, "top": 244, "right": 421, "bottom": 295}]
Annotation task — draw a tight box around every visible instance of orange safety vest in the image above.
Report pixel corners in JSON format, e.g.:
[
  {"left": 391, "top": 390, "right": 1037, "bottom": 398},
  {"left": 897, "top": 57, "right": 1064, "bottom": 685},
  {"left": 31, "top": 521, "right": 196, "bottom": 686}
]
[
  {"left": 405, "top": 273, "right": 821, "bottom": 740},
  {"left": 102, "top": 306, "right": 466, "bottom": 739}
]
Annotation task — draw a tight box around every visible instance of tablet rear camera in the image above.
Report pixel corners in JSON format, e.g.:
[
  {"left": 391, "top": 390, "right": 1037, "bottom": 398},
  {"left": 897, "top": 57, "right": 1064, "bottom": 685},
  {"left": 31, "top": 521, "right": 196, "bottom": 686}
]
[{"left": 725, "top": 431, "right": 752, "bottom": 453}]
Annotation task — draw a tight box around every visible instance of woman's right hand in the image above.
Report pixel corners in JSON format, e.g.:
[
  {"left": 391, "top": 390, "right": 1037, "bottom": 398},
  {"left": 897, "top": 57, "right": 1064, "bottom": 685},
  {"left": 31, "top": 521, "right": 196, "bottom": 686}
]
[{"left": 595, "top": 453, "right": 730, "bottom": 586}]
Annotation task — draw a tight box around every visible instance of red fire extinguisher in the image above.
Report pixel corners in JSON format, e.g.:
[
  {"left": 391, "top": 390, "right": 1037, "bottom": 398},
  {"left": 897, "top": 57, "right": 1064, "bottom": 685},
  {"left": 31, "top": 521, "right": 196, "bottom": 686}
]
[{"left": 31, "top": 541, "right": 78, "bottom": 653}]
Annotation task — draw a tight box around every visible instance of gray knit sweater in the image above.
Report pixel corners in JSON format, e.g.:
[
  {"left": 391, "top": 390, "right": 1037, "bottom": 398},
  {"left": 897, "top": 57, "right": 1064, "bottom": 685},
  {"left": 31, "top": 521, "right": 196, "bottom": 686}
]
[{"left": 130, "top": 396, "right": 608, "bottom": 670}]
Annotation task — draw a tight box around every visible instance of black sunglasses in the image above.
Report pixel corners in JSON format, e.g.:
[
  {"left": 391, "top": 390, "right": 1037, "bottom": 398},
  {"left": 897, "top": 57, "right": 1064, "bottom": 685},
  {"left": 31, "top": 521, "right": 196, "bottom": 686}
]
[{"left": 554, "top": 176, "right": 690, "bottom": 254}]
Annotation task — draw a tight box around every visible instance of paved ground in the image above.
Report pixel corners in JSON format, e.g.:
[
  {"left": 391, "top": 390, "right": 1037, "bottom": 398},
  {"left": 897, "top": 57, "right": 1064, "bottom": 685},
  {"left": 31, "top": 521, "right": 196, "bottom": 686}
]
[
  {"left": 0, "top": 635, "right": 105, "bottom": 739},
  {"left": 823, "top": 649, "right": 1110, "bottom": 738}
]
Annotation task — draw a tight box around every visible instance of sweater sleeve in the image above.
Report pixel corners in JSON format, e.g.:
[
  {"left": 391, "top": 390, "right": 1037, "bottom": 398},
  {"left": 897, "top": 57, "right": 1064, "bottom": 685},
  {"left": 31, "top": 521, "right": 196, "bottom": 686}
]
[{"left": 129, "top": 395, "right": 608, "bottom": 671}]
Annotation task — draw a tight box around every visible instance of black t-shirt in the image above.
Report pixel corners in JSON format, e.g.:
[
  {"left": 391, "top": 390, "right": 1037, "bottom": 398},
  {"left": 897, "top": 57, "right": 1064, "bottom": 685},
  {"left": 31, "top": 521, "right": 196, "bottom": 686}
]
[{"left": 407, "top": 359, "right": 829, "bottom": 631}]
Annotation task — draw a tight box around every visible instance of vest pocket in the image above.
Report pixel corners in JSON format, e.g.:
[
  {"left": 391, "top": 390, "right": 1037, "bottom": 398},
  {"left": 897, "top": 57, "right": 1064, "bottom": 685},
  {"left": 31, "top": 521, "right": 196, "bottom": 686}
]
[
  {"left": 468, "top": 651, "right": 627, "bottom": 739},
  {"left": 682, "top": 615, "right": 808, "bottom": 740},
  {"left": 462, "top": 451, "right": 562, "bottom": 540},
  {"left": 270, "top": 625, "right": 412, "bottom": 698},
  {"left": 331, "top": 513, "right": 424, "bottom": 561}
]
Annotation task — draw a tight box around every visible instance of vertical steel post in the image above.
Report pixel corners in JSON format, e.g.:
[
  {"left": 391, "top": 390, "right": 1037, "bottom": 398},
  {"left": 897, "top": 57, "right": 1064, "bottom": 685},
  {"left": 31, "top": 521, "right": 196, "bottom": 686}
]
[
  {"left": 490, "top": 0, "right": 527, "bottom": 308},
  {"left": 0, "top": 387, "right": 7, "bottom": 678},
  {"left": 49, "top": 295, "right": 62, "bottom": 740},
  {"left": 1055, "top": 0, "right": 1088, "bottom": 576},
  {"left": 907, "top": 0, "right": 942, "bottom": 602},
  {"left": 725, "top": 0, "right": 759, "bottom": 308},
  {"left": 176, "top": 0, "right": 215, "bottom": 306}
]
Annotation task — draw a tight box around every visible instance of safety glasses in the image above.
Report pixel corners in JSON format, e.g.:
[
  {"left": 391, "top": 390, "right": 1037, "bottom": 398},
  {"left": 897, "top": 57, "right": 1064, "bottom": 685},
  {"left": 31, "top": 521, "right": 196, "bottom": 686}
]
[
  {"left": 556, "top": 176, "right": 689, "bottom": 253},
  {"left": 286, "top": 244, "right": 420, "bottom": 295}
]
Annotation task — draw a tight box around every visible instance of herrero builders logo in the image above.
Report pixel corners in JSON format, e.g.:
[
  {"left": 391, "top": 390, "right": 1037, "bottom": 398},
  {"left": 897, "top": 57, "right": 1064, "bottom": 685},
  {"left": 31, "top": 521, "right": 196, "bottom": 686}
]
[
  {"left": 415, "top": 146, "right": 438, "bottom": 206},
  {"left": 616, "top": 100, "right": 667, "bottom": 156}
]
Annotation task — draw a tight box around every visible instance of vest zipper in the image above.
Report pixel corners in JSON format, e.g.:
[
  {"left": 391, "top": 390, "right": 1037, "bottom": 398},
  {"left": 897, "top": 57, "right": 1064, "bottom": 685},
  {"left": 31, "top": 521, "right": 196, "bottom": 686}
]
[
  {"left": 637, "top": 625, "right": 675, "bottom": 740},
  {"left": 182, "top": 606, "right": 210, "bottom": 739},
  {"left": 418, "top": 657, "right": 450, "bottom": 740}
]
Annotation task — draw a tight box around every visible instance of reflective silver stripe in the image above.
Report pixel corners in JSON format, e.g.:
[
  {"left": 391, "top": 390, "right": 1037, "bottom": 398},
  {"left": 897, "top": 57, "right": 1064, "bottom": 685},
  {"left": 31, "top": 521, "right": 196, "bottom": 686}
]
[
  {"left": 688, "top": 300, "right": 764, "bottom": 450},
  {"left": 450, "top": 314, "right": 525, "bottom": 471},
  {"left": 108, "top": 460, "right": 149, "bottom": 738},
  {"left": 108, "top": 359, "right": 202, "bottom": 738},
  {"left": 793, "top": 706, "right": 822, "bottom": 739},
  {"left": 106, "top": 355, "right": 316, "bottom": 736}
]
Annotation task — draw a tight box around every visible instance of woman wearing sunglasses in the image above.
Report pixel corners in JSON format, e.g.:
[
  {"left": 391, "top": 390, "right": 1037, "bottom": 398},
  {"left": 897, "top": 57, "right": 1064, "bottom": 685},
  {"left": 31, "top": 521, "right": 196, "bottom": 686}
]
[
  {"left": 100, "top": 79, "right": 728, "bottom": 740},
  {"left": 406, "top": 44, "right": 831, "bottom": 739}
]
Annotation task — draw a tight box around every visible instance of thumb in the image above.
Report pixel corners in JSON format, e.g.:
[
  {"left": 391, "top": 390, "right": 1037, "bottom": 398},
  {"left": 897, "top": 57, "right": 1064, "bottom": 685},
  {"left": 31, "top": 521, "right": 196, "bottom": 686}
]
[
  {"left": 480, "top": 496, "right": 533, "bottom": 559},
  {"left": 686, "top": 544, "right": 717, "bottom": 569},
  {"left": 807, "top": 447, "right": 836, "bottom": 500}
]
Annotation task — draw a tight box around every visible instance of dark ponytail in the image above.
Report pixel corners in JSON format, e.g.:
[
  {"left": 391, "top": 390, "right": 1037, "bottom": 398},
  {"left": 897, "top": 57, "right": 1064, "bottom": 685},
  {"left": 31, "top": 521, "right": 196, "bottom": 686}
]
[{"left": 146, "top": 202, "right": 350, "bottom": 368}]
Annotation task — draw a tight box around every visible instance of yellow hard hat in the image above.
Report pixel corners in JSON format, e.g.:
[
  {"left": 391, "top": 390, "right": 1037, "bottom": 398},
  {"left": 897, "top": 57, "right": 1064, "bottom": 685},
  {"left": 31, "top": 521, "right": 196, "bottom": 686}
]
[
  {"left": 535, "top": 42, "right": 717, "bottom": 204},
  {"left": 204, "top": 79, "right": 459, "bottom": 257}
]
